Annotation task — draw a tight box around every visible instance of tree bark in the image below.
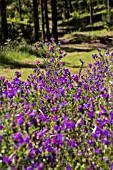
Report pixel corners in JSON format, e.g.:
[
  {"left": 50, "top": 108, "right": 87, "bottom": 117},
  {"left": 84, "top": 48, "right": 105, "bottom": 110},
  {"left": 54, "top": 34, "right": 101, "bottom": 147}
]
[
  {"left": 33, "top": 0, "right": 39, "bottom": 41},
  {"left": 69, "top": 0, "right": 73, "bottom": 13},
  {"left": 41, "top": 0, "right": 45, "bottom": 42},
  {"left": 44, "top": 0, "right": 50, "bottom": 41},
  {"left": 0, "top": 0, "right": 8, "bottom": 43},
  {"left": 51, "top": 0, "right": 58, "bottom": 44},
  {"left": 65, "top": 0, "right": 69, "bottom": 18},
  {"left": 89, "top": 0, "right": 93, "bottom": 25},
  {"left": 18, "top": 0, "right": 23, "bottom": 21},
  {"left": 107, "top": 0, "right": 110, "bottom": 24}
]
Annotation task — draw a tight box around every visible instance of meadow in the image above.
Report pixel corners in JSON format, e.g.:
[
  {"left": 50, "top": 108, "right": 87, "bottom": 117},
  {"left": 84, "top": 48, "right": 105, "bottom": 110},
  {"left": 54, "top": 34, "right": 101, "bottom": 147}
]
[{"left": 0, "top": 38, "right": 113, "bottom": 169}]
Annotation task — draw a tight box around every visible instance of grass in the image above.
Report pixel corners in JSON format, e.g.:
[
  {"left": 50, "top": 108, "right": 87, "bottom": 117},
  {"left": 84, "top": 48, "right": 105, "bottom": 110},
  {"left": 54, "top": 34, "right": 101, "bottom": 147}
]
[
  {"left": 62, "top": 49, "right": 97, "bottom": 75},
  {"left": 0, "top": 49, "right": 42, "bottom": 81},
  {"left": 0, "top": 46, "right": 97, "bottom": 81}
]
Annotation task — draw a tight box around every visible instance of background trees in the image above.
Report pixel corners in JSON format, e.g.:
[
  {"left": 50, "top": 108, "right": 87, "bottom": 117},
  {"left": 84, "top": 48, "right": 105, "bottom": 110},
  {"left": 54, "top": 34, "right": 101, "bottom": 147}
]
[
  {"left": 33, "top": 0, "right": 39, "bottom": 41},
  {"left": 51, "top": 0, "right": 58, "bottom": 43},
  {"left": 0, "top": 0, "right": 8, "bottom": 43},
  {"left": 89, "top": 0, "right": 93, "bottom": 25},
  {"left": 0, "top": 0, "right": 113, "bottom": 44}
]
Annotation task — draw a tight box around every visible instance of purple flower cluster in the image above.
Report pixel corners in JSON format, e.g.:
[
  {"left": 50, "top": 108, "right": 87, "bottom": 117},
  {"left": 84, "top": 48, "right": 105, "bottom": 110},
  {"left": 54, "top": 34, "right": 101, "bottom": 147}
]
[{"left": 0, "top": 41, "right": 113, "bottom": 169}]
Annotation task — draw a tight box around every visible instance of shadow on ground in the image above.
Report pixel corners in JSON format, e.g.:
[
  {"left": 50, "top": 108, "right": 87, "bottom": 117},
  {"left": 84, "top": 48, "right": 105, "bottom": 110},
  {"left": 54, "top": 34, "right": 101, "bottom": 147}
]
[
  {"left": 58, "top": 12, "right": 109, "bottom": 33},
  {"left": 17, "top": 47, "right": 46, "bottom": 58},
  {"left": 0, "top": 52, "right": 44, "bottom": 69},
  {"left": 59, "top": 33, "right": 113, "bottom": 52},
  {"left": 61, "top": 47, "right": 93, "bottom": 53},
  {"left": 64, "top": 62, "right": 87, "bottom": 69}
]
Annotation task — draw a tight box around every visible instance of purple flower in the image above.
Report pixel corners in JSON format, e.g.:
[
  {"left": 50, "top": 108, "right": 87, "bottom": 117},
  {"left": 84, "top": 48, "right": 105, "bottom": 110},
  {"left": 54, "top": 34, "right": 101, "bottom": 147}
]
[
  {"left": 70, "top": 139, "right": 77, "bottom": 148},
  {"left": 92, "top": 54, "right": 97, "bottom": 59},
  {"left": 13, "top": 155, "right": 18, "bottom": 161},
  {"left": 104, "top": 138, "right": 110, "bottom": 145},
  {"left": 66, "top": 165, "right": 71, "bottom": 170},
  {"left": 0, "top": 135, "right": 2, "bottom": 143},
  {"left": 51, "top": 56, "right": 55, "bottom": 62},
  {"left": 67, "top": 122, "right": 75, "bottom": 130},
  {"left": 29, "top": 149, "right": 35, "bottom": 158},
  {"left": 51, "top": 106, "right": 59, "bottom": 112},
  {"left": 7, "top": 92, "right": 15, "bottom": 98},
  {"left": 58, "top": 49, "right": 63, "bottom": 54},
  {"left": 35, "top": 45, "right": 38, "bottom": 49},
  {"left": 110, "top": 163, "right": 113, "bottom": 170},
  {"left": 0, "top": 125, "right": 3, "bottom": 130},
  {"left": 36, "top": 41, "right": 40, "bottom": 44},
  {"left": 52, "top": 115, "right": 58, "bottom": 121},
  {"left": 37, "top": 162, "right": 44, "bottom": 170},
  {"left": 23, "top": 134, "right": 30, "bottom": 143},
  {"left": 88, "top": 111, "right": 94, "bottom": 118},
  {"left": 64, "top": 68, "right": 70, "bottom": 75},
  {"left": 29, "top": 142, "right": 33, "bottom": 148},
  {"left": 62, "top": 100, "right": 68, "bottom": 107},
  {"left": 15, "top": 71, "right": 21, "bottom": 78},
  {"left": 104, "top": 66, "right": 108, "bottom": 72},
  {"left": 54, "top": 125, "right": 60, "bottom": 131},
  {"left": 94, "top": 148, "right": 102, "bottom": 154},
  {"left": 59, "top": 62, "right": 65, "bottom": 66},
  {"left": 102, "top": 129, "right": 109, "bottom": 137},
  {"left": 57, "top": 134, "right": 63, "bottom": 141},
  {"left": 12, "top": 132, "right": 23, "bottom": 142},
  {"left": 16, "top": 114, "right": 24, "bottom": 126},
  {"left": 72, "top": 75, "right": 79, "bottom": 81},
  {"left": 58, "top": 41, "right": 61, "bottom": 45},
  {"left": 49, "top": 45, "right": 54, "bottom": 52},
  {"left": 102, "top": 157, "right": 109, "bottom": 163},
  {"left": 36, "top": 61, "right": 40, "bottom": 65},
  {"left": 96, "top": 47, "right": 100, "bottom": 52},
  {"left": 105, "top": 50, "right": 109, "bottom": 56},
  {"left": 29, "top": 110, "right": 36, "bottom": 117},
  {"left": 110, "top": 111, "right": 113, "bottom": 120},
  {"left": 2, "top": 156, "right": 12, "bottom": 165},
  {"left": 90, "top": 86, "right": 94, "bottom": 92},
  {"left": 26, "top": 166, "right": 33, "bottom": 170},
  {"left": 88, "top": 63, "right": 92, "bottom": 68},
  {"left": 86, "top": 167, "right": 91, "bottom": 170},
  {"left": 50, "top": 37, "right": 55, "bottom": 41},
  {"left": 58, "top": 87, "right": 64, "bottom": 95},
  {"left": 46, "top": 53, "right": 49, "bottom": 58}
]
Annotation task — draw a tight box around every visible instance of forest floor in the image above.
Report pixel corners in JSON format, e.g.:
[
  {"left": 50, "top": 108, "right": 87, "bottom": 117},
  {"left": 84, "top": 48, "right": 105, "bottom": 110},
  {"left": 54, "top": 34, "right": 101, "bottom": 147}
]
[{"left": 59, "top": 30, "right": 113, "bottom": 51}]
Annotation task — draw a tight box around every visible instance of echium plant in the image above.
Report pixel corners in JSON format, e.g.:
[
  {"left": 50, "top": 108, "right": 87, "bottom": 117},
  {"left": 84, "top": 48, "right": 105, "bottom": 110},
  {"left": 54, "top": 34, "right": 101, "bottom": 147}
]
[{"left": 0, "top": 39, "right": 113, "bottom": 170}]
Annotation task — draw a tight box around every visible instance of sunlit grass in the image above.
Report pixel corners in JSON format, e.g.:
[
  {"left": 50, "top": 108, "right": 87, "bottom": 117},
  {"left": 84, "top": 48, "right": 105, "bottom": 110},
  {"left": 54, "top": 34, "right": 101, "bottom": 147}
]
[
  {"left": 63, "top": 29, "right": 113, "bottom": 38},
  {"left": 0, "top": 48, "right": 97, "bottom": 81},
  {"left": 0, "top": 50, "right": 42, "bottom": 81}
]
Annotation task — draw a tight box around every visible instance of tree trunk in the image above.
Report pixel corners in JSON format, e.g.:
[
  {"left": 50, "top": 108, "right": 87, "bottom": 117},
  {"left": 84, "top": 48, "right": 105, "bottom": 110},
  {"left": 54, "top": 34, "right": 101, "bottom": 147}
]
[
  {"left": 44, "top": 0, "right": 50, "bottom": 41},
  {"left": 41, "top": 0, "right": 45, "bottom": 42},
  {"left": 18, "top": 0, "right": 23, "bottom": 21},
  {"left": 65, "top": 0, "right": 69, "bottom": 18},
  {"left": 51, "top": 0, "right": 58, "bottom": 44},
  {"left": 89, "top": 0, "right": 93, "bottom": 25},
  {"left": 33, "top": 0, "right": 39, "bottom": 41},
  {"left": 0, "top": 0, "right": 8, "bottom": 43},
  {"left": 0, "top": 0, "right": 2, "bottom": 44},
  {"left": 107, "top": 0, "right": 110, "bottom": 24},
  {"left": 69, "top": 0, "right": 73, "bottom": 13}
]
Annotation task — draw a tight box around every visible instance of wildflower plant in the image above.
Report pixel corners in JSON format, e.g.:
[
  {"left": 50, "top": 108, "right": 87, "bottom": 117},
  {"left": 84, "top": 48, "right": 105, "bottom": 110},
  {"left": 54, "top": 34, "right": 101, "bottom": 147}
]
[{"left": 0, "top": 40, "right": 113, "bottom": 170}]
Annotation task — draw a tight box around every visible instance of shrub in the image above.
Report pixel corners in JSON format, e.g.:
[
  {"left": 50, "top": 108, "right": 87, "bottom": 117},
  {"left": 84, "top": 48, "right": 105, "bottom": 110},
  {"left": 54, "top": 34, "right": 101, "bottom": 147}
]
[{"left": 0, "top": 40, "right": 113, "bottom": 170}]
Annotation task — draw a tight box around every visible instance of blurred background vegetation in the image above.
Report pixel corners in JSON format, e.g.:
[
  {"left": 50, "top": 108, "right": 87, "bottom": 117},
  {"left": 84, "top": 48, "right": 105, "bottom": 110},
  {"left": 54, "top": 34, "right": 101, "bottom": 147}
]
[
  {"left": 0, "top": 0, "right": 113, "bottom": 43},
  {"left": 0, "top": 0, "right": 113, "bottom": 81}
]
